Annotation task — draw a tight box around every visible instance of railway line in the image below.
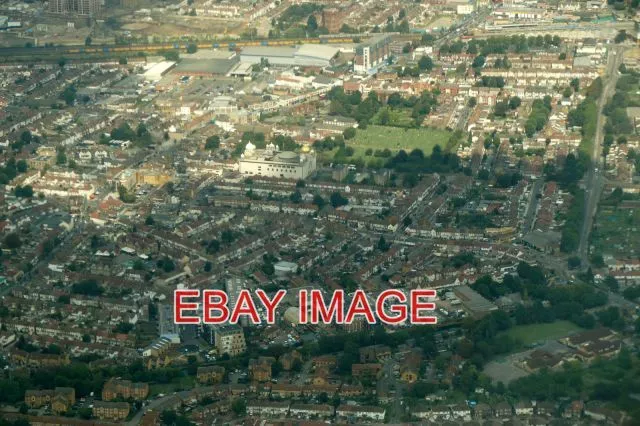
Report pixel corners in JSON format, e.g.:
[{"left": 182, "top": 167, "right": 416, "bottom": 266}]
[{"left": 0, "top": 33, "right": 420, "bottom": 58}]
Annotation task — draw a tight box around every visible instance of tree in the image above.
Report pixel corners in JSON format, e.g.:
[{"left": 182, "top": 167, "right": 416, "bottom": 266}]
[
  {"left": 568, "top": 256, "right": 581, "bottom": 269},
  {"left": 377, "top": 236, "right": 390, "bottom": 252},
  {"left": 472, "top": 55, "right": 486, "bottom": 69},
  {"left": 163, "top": 50, "right": 180, "bottom": 61},
  {"left": 289, "top": 190, "right": 302, "bottom": 203},
  {"left": 508, "top": 96, "right": 522, "bottom": 110},
  {"left": 14, "top": 185, "right": 33, "bottom": 198},
  {"left": 205, "top": 135, "right": 220, "bottom": 150},
  {"left": 85, "top": 36, "right": 92, "bottom": 46},
  {"left": 614, "top": 30, "right": 627, "bottom": 43},
  {"left": 60, "top": 85, "right": 77, "bottom": 106},
  {"left": 72, "top": 279, "right": 104, "bottom": 296},
  {"left": 343, "top": 127, "right": 356, "bottom": 140},
  {"left": 563, "top": 87, "right": 573, "bottom": 98},
  {"left": 590, "top": 253, "right": 605, "bottom": 268},
  {"left": 231, "top": 399, "right": 246, "bottom": 415},
  {"left": 56, "top": 147, "right": 67, "bottom": 165},
  {"left": 418, "top": 55, "right": 434, "bottom": 71},
  {"left": 4, "top": 233, "right": 21, "bottom": 250},
  {"left": 603, "top": 275, "right": 619, "bottom": 292},
  {"left": 494, "top": 101, "right": 508, "bottom": 117},
  {"left": 330, "top": 192, "right": 348, "bottom": 208},
  {"left": 570, "top": 78, "right": 580, "bottom": 92},
  {"left": 186, "top": 43, "right": 198, "bottom": 54},
  {"left": 313, "top": 194, "right": 326, "bottom": 209},
  {"left": 307, "top": 15, "right": 318, "bottom": 32}
]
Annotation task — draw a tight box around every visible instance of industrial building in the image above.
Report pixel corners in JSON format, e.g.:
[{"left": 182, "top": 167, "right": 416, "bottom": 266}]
[
  {"left": 354, "top": 34, "right": 391, "bottom": 74},
  {"left": 142, "top": 61, "right": 176, "bottom": 81},
  {"left": 238, "top": 142, "right": 317, "bottom": 179},
  {"left": 240, "top": 44, "right": 339, "bottom": 68}
]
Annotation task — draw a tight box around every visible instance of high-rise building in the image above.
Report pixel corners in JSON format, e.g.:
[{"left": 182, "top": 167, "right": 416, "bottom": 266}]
[
  {"left": 214, "top": 325, "right": 247, "bottom": 356},
  {"left": 354, "top": 34, "right": 391, "bottom": 74},
  {"left": 48, "top": 0, "right": 67, "bottom": 14},
  {"left": 48, "top": 0, "right": 103, "bottom": 15}
]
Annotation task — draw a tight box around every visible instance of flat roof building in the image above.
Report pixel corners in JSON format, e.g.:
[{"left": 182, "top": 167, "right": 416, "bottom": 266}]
[
  {"left": 239, "top": 142, "right": 316, "bottom": 179},
  {"left": 240, "top": 44, "right": 339, "bottom": 68},
  {"left": 354, "top": 34, "right": 391, "bottom": 74},
  {"left": 453, "top": 285, "right": 498, "bottom": 318}
]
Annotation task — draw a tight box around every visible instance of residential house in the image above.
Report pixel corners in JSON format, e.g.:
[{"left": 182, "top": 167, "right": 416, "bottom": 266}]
[
  {"left": 494, "top": 401, "right": 513, "bottom": 417},
  {"left": 336, "top": 404, "right": 385, "bottom": 421},
  {"left": 102, "top": 378, "right": 149, "bottom": 401},
  {"left": 92, "top": 401, "right": 130, "bottom": 421},
  {"left": 197, "top": 366, "right": 225, "bottom": 384},
  {"left": 249, "top": 357, "right": 274, "bottom": 382},
  {"left": 289, "top": 403, "right": 335, "bottom": 419},
  {"left": 515, "top": 401, "right": 534, "bottom": 416},
  {"left": 246, "top": 401, "right": 290, "bottom": 417},
  {"left": 351, "top": 363, "right": 382, "bottom": 380}
]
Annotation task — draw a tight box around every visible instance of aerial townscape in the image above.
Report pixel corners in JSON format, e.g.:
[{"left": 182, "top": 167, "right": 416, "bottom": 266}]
[{"left": 1, "top": 0, "right": 640, "bottom": 425}]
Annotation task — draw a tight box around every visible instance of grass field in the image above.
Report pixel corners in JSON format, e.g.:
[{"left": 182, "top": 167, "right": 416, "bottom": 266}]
[
  {"left": 350, "top": 125, "right": 453, "bottom": 154},
  {"left": 149, "top": 376, "right": 195, "bottom": 396},
  {"left": 591, "top": 205, "right": 640, "bottom": 258},
  {"left": 501, "top": 321, "right": 583, "bottom": 345}
]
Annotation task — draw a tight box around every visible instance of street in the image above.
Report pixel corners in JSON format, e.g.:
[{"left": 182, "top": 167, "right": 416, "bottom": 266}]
[{"left": 578, "top": 45, "right": 625, "bottom": 266}]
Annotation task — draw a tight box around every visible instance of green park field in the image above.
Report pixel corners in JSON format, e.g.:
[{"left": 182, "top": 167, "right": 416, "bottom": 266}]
[
  {"left": 350, "top": 125, "right": 452, "bottom": 154},
  {"left": 501, "top": 321, "right": 583, "bottom": 346}
]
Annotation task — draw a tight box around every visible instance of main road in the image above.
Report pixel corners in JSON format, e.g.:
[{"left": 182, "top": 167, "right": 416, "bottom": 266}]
[{"left": 577, "top": 45, "right": 625, "bottom": 266}]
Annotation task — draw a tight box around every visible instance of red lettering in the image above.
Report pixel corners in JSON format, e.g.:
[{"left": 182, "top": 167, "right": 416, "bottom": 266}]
[
  {"left": 311, "top": 289, "right": 344, "bottom": 324},
  {"left": 203, "top": 290, "right": 229, "bottom": 324},
  {"left": 345, "top": 290, "right": 376, "bottom": 324},
  {"left": 230, "top": 289, "right": 261, "bottom": 324},
  {"left": 256, "top": 289, "right": 286, "bottom": 324},
  {"left": 174, "top": 289, "right": 200, "bottom": 324},
  {"left": 410, "top": 290, "right": 437, "bottom": 324},
  {"left": 299, "top": 290, "right": 308, "bottom": 324},
  {"left": 377, "top": 289, "right": 408, "bottom": 324}
]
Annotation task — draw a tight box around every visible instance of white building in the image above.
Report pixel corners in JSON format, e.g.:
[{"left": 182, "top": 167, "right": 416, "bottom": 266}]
[
  {"left": 457, "top": 4, "right": 474, "bottom": 14},
  {"left": 238, "top": 142, "right": 316, "bottom": 179},
  {"left": 337, "top": 404, "right": 386, "bottom": 421}
]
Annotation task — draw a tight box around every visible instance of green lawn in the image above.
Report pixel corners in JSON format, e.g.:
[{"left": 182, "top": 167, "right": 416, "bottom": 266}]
[
  {"left": 149, "top": 376, "right": 195, "bottom": 396},
  {"left": 372, "top": 108, "right": 415, "bottom": 127},
  {"left": 501, "top": 321, "right": 583, "bottom": 345},
  {"left": 350, "top": 125, "right": 453, "bottom": 154},
  {"left": 591, "top": 205, "right": 640, "bottom": 258}
]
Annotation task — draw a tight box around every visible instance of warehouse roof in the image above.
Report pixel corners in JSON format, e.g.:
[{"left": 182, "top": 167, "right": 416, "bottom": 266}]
[
  {"left": 241, "top": 46, "right": 297, "bottom": 58},
  {"left": 295, "top": 44, "right": 339, "bottom": 61}
]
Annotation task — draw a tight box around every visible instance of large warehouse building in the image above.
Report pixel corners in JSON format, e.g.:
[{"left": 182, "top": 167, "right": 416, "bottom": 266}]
[{"left": 240, "top": 44, "right": 340, "bottom": 67}]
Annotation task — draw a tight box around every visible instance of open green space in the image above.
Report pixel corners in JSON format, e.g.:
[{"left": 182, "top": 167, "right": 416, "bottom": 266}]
[
  {"left": 350, "top": 125, "right": 453, "bottom": 153},
  {"left": 500, "top": 320, "right": 583, "bottom": 345},
  {"left": 591, "top": 205, "right": 640, "bottom": 258},
  {"left": 149, "top": 376, "right": 195, "bottom": 396}
]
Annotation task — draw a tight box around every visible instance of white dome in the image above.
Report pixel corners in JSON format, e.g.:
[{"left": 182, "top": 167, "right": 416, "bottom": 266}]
[{"left": 245, "top": 141, "right": 256, "bottom": 151}]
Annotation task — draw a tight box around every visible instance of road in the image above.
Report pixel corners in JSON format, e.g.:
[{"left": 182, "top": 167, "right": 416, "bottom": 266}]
[
  {"left": 126, "top": 391, "right": 191, "bottom": 426},
  {"left": 523, "top": 179, "right": 544, "bottom": 234},
  {"left": 577, "top": 45, "right": 625, "bottom": 266}
]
